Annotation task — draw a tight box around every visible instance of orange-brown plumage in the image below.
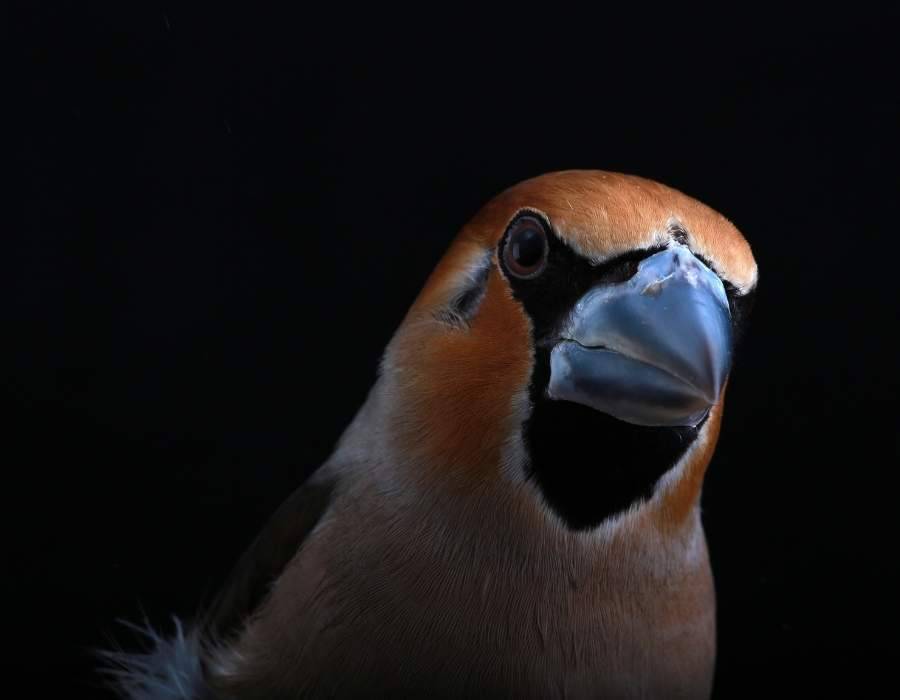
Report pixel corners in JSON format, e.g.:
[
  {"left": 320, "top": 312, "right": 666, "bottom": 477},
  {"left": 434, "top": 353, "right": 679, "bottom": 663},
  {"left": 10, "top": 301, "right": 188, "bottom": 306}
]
[{"left": 418, "top": 171, "right": 755, "bottom": 298}]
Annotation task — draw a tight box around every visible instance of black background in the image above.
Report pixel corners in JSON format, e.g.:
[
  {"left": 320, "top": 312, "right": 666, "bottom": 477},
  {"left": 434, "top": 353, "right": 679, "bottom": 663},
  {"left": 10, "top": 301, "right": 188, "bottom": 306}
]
[{"left": 8, "top": 3, "right": 898, "bottom": 697}]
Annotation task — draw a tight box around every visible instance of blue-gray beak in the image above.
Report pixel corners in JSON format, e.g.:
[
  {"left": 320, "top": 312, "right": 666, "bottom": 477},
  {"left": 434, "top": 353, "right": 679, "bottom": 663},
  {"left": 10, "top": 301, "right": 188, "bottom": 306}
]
[{"left": 548, "top": 245, "right": 732, "bottom": 427}]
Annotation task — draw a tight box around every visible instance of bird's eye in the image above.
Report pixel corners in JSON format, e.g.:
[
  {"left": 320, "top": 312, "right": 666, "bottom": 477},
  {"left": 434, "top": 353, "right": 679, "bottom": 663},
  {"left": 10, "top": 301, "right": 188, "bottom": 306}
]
[{"left": 504, "top": 216, "right": 549, "bottom": 279}]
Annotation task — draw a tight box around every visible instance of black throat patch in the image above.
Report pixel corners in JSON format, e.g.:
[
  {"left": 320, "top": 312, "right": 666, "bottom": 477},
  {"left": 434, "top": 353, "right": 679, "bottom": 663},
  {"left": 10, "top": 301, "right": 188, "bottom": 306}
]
[{"left": 525, "top": 365, "right": 703, "bottom": 530}]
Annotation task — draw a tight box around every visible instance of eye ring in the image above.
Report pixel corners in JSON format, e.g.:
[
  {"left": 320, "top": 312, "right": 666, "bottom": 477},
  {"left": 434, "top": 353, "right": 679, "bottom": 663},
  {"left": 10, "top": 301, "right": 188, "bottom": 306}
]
[{"left": 503, "top": 215, "right": 549, "bottom": 279}]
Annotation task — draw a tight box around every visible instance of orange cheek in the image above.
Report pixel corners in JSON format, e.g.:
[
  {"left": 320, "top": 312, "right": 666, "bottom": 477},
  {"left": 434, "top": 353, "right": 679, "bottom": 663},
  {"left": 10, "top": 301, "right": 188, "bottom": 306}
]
[
  {"left": 652, "top": 386, "right": 727, "bottom": 532},
  {"left": 388, "top": 272, "right": 533, "bottom": 488}
]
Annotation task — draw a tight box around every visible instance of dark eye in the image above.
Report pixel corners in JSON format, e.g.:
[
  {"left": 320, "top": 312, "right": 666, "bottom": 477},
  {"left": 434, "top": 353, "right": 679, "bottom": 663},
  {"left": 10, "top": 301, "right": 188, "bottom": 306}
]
[{"left": 503, "top": 215, "right": 549, "bottom": 279}]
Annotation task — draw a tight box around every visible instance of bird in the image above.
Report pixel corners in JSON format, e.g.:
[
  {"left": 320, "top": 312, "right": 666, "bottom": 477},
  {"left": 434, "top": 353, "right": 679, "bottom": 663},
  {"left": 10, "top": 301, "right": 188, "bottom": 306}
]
[{"left": 103, "top": 170, "right": 757, "bottom": 699}]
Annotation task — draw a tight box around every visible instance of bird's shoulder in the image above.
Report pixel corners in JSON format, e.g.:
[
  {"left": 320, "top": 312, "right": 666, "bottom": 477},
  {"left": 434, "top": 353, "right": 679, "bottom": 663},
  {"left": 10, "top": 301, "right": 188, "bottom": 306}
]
[{"left": 200, "top": 464, "right": 340, "bottom": 643}]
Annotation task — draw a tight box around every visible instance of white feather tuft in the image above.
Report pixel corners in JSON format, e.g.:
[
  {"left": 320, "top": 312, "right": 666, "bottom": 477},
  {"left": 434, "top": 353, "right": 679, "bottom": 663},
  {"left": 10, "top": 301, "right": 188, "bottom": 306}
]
[{"left": 98, "top": 616, "right": 212, "bottom": 700}]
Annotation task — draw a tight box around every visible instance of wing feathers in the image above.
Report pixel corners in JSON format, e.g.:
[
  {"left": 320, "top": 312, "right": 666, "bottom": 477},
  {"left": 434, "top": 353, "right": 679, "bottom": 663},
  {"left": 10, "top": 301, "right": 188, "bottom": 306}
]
[{"left": 200, "top": 470, "right": 338, "bottom": 643}]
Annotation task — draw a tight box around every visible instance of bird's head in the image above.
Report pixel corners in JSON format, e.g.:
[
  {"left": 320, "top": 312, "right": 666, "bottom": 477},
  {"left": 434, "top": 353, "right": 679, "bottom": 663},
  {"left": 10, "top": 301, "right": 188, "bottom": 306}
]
[{"left": 380, "top": 171, "right": 756, "bottom": 531}]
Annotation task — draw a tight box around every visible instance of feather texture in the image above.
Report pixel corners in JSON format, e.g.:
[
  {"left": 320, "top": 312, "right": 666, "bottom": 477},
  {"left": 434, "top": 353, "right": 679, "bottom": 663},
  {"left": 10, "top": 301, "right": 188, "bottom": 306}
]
[{"left": 99, "top": 617, "right": 213, "bottom": 700}]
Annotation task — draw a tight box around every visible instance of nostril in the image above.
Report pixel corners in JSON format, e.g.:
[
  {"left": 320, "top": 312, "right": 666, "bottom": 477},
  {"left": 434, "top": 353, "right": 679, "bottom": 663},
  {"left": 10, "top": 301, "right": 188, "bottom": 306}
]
[
  {"left": 594, "top": 246, "right": 664, "bottom": 285},
  {"left": 668, "top": 222, "right": 689, "bottom": 245}
]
